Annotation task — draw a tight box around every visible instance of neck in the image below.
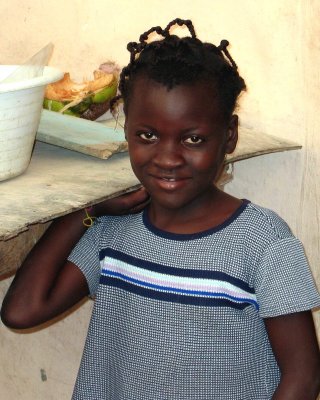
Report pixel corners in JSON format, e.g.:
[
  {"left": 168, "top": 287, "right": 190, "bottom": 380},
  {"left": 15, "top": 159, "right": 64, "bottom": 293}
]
[{"left": 147, "top": 190, "right": 242, "bottom": 234}]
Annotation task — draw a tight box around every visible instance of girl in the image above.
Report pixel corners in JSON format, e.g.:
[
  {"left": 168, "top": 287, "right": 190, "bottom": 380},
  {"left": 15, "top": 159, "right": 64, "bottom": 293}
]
[{"left": 2, "top": 18, "right": 320, "bottom": 400}]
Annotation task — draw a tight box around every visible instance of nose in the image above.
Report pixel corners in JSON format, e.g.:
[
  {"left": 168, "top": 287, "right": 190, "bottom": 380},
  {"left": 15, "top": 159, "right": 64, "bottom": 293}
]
[{"left": 152, "top": 140, "right": 184, "bottom": 170}]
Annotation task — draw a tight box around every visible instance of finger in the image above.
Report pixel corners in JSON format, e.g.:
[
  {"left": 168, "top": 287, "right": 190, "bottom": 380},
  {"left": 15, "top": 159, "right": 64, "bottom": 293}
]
[
  {"left": 128, "top": 197, "right": 151, "bottom": 214},
  {"left": 120, "top": 187, "right": 150, "bottom": 209},
  {"left": 126, "top": 186, "right": 149, "bottom": 200}
]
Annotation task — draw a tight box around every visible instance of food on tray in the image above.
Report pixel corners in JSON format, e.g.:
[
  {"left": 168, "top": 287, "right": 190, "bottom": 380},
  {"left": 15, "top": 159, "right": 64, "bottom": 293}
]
[{"left": 43, "top": 61, "right": 120, "bottom": 120}]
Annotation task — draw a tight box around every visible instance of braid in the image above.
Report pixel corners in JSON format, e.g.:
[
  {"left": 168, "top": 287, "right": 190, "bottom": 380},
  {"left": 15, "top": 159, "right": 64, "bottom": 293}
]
[
  {"left": 218, "top": 39, "right": 238, "bottom": 70},
  {"left": 111, "top": 18, "right": 246, "bottom": 121},
  {"left": 163, "top": 18, "right": 197, "bottom": 39},
  {"left": 139, "top": 25, "right": 164, "bottom": 42}
]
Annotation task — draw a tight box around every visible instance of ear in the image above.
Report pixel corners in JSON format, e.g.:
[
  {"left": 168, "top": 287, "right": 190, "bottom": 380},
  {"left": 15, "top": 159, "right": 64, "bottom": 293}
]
[{"left": 225, "top": 114, "right": 238, "bottom": 154}]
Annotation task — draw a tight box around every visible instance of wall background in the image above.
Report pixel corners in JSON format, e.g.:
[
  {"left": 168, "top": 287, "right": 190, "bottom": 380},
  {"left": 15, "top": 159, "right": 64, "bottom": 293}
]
[{"left": 1, "top": 1, "right": 319, "bottom": 398}]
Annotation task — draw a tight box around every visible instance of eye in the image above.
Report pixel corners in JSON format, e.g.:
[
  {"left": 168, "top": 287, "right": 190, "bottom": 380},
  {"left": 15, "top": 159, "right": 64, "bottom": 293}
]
[
  {"left": 138, "top": 131, "right": 158, "bottom": 142},
  {"left": 183, "top": 135, "right": 204, "bottom": 145}
]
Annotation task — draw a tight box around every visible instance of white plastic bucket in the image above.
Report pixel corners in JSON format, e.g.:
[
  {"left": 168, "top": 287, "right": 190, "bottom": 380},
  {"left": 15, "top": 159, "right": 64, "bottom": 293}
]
[{"left": 0, "top": 66, "right": 63, "bottom": 181}]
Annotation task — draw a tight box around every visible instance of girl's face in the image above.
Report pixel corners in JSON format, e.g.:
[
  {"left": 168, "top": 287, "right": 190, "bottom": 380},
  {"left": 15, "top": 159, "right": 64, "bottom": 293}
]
[{"left": 125, "top": 76, "right": 238, "bottom": 217}]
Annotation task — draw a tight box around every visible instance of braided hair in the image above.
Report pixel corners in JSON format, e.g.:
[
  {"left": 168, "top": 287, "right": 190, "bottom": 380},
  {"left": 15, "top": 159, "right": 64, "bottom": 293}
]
[{"left": 112, "top": 18, "right": 246, "bottom": 122}]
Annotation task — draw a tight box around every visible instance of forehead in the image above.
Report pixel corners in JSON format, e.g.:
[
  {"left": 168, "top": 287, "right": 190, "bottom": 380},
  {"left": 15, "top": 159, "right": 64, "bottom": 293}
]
[{"left": 126, "top": 76, "right": 225, "bottom": 125}]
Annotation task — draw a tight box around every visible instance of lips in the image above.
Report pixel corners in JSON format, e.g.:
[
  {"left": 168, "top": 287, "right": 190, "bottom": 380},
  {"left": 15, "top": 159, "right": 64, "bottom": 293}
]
[
  {"left": 161, "top": 177, "right": 178, "bottom": 181},
  {"left": 149, "top": 173, "right": 190, "bottom": 191}
]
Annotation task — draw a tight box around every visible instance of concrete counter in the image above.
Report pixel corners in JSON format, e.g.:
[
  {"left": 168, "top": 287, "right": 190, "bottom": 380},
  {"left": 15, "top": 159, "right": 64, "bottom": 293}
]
[{"left": 0, "top": 130, "right": 300, "bottom": 277}]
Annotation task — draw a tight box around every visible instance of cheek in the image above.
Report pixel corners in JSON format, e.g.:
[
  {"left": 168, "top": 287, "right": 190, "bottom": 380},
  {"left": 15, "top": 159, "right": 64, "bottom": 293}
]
[
  {"left": 128, "top": 142, "right": 142, "bottom": 159},
  {"left": 185, "top": 152, "right": 221, "bottom": 173},
  {"left": 128, "top": 143, "right": 148, "bottom": 173}
]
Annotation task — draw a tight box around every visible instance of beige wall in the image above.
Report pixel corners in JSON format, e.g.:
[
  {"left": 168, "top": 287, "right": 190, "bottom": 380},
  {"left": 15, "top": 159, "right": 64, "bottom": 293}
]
[{"left": 1, "top": 1, "right": 319, "bottom": 399}]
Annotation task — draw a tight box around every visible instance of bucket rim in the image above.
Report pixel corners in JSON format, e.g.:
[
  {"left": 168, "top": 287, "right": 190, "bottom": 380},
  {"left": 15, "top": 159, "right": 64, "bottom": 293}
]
[{"left": 0, "top": 66, "right": 63, "bottom": 93}]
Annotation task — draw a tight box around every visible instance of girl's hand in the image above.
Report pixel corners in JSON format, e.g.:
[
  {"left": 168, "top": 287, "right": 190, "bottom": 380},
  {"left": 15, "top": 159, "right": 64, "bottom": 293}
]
[
  {"left": 93, "top": 186, "right": 150, "bottom": 217},
  {"left": 265, "top": 311, "right": 320, "bottom": 399}
]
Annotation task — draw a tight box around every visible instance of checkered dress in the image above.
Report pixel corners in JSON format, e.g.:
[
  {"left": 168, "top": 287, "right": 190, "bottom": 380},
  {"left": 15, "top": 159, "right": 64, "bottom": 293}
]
[{"left": 69, "top": 200, "right": 320, "bottom": 399}]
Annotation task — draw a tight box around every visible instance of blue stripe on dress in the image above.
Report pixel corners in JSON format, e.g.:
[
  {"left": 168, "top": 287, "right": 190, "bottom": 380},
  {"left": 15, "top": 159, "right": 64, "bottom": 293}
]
[
  {"left": 101, "top": 275, "right": 256, "bottom": 309},
  {"left": 99, "top": 248, "right": 259, "bottom": 310},
  {"left": 99, "top": 247, "right": 255, "bottom": 294}
]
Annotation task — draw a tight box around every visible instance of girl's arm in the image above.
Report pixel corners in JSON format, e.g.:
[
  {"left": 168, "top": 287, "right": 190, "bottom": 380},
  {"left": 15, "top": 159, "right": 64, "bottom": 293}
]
[
  {"left": 1, "top": 187, "right": 149, "bottom": 329},
  {"left": 264, "top": 311, "right": 320, "bottom": 400}
]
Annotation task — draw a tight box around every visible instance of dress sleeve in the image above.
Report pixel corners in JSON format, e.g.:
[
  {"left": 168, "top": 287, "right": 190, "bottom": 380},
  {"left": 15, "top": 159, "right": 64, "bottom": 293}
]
[
  {"left": 68, "top": 218, "right": 107, "bottom": 296},
  {"left": 254, "top": 236, "right": 320, "bottom": 318}
]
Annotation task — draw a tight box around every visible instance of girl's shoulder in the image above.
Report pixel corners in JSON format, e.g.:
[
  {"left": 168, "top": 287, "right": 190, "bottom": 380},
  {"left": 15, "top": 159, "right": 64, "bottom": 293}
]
[
  {"left": 240, "top": 201, "right": 293, "bottom": 241},
  {"left": 95, "top": 212, "right": 140, "bottom": 228},
  {"left": 93, "top": 212, "right": 144, "bottom": 240}
]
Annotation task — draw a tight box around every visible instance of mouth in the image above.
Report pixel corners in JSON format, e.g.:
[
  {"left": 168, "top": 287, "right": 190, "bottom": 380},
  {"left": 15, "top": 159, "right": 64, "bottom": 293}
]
[
  {"left": 150, "top": 174, "right": 190, "bottom": 191},
  {"left": 161, "top": 177, "right": 178, "bottom": 182}
]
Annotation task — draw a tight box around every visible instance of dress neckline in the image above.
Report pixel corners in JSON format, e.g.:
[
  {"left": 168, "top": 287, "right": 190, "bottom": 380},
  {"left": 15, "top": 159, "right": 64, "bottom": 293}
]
[{"left": 142, "top": 199, "right": 250, "bottom": 241}]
